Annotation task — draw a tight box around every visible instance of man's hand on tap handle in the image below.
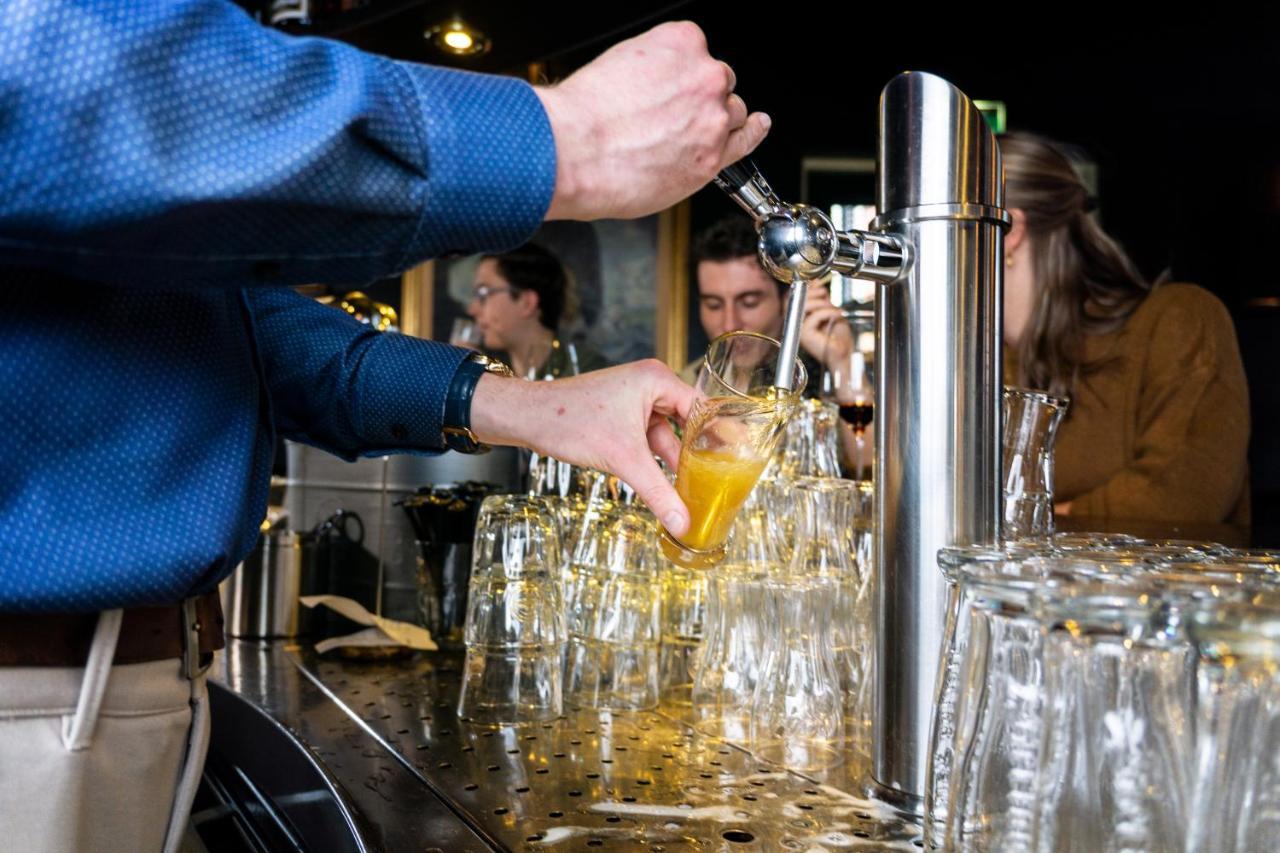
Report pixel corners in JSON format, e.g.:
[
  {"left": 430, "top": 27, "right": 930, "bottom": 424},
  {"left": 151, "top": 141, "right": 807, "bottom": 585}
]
[{"left": 536, "top": 22, "right": 771, "bottom": 221}]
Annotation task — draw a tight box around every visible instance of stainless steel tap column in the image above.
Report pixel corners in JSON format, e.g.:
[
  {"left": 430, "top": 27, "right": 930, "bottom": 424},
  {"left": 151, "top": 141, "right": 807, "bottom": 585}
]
[{"left": 871, "top": 72, "right": 1008, "bottom": 811}]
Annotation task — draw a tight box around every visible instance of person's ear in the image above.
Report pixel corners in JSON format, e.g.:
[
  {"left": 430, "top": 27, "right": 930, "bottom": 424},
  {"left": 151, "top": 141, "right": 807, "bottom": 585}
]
[
  {"left": 517, "top": 288, "right": 540, "bottom": 320},
  {"left": 1005, "top": 208, "right": 1027, "bottom": 255}
]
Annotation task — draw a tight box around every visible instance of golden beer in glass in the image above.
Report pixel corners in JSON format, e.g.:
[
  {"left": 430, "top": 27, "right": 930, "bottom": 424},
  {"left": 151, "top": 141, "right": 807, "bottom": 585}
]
[{"left": 659, "top": 331, "right": 804, "bottom": 568}]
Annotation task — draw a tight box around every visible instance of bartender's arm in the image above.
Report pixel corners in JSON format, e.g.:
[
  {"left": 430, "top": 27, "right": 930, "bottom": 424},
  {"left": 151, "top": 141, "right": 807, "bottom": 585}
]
[
  {"left": 248, "top": 288, "right": 697, "bottom": 537},
  {"left": 0, "top": 5, "right": 767, "bottom": 285},
  {"left": 471, "top": 364, "right": 696, "bottom": 537}
]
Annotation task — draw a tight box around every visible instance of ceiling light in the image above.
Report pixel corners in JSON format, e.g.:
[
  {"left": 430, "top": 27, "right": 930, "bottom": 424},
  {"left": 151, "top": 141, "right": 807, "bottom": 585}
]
[{"left": 425, "top": 19, "right": 490, "bottom": 56}]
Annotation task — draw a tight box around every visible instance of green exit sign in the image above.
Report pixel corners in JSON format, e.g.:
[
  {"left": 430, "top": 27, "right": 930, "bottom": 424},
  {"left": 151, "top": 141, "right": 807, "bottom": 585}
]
[{"left": 975, "top": 100, "right": 1007, "bottom": 135}]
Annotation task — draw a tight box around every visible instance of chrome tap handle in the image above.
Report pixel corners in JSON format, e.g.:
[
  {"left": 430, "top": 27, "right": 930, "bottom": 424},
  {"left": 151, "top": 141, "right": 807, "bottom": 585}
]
[
  {"left": 717, "top": 161, "right": 908, "bottom": 285},
  {"left": 714, "top": 159, "right": 780, "bottom": 221}
]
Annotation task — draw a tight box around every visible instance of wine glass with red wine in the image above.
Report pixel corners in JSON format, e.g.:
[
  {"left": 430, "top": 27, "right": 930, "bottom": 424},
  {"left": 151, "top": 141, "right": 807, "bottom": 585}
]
[{"left": 820, "top": 309, "right": 874, "bottom": 478}]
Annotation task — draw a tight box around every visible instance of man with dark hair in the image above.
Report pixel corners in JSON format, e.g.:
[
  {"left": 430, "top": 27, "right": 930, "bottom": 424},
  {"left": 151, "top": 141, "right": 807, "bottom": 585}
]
[{"left": 681, "top": 216, "right": 847, "bottom": 391}]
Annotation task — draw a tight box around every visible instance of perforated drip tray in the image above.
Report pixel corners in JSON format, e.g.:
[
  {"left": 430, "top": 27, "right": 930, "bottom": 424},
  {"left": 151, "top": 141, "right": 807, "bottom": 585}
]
[{"left": 293, "top": 648, "right": 924, "bottom": 851}]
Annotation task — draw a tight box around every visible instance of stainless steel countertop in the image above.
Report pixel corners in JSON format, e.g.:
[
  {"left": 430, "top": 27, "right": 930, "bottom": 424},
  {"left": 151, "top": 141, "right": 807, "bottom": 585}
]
[{"left": 211, "top": 639, "right": 924, "bottom": 851}]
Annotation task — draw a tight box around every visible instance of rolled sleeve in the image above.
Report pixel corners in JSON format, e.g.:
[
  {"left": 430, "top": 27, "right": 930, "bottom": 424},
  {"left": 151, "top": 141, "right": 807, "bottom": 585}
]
[
  {"left": 0, "top": 0, "right": 557, "bottom": 287},
  {"left": 396, "top": 63, "right": 557, "bottom": 266},
  {"left": 246, "top": 287, "right": 472, "bottom": 458},
  {"left": 352, "top": 331, "right": 472, "bottom": 456}
]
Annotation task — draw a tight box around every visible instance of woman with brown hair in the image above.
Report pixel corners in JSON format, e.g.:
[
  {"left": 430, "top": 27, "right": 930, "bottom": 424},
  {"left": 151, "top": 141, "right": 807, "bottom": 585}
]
[{"left": 1001, "top": 132, "right": 1250, "bottom": 525}]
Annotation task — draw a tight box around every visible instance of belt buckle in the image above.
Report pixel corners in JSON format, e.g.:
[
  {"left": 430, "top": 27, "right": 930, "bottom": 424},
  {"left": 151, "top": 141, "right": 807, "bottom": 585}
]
[{"left": 181, "top": 598, "right": 212, "bottom": 680}]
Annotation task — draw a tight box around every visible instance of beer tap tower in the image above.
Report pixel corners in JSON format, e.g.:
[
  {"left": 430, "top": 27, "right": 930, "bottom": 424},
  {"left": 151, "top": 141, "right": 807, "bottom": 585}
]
[{"left": 717, "top": 71, "right": 1009, "bottom": 810}]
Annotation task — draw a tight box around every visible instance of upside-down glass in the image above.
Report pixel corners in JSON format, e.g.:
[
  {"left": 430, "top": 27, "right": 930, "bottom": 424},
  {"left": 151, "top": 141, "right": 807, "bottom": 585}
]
[
  {"left": 659, "top": 331, "right": 805, "bottom": 569},
  {"left": 458, "top": 495, "right": 565, "bottom": 725},
  {"left": 563, "top": 503, "right": 662, "bottom": 711},
  {"left": 941, "top": 555, "right": 1055, "bottom": 852},
  {"left": 1002, "top": 387, "right": 1068, "bottom": 543},
  {"left": 786, "top": 477, "right": 874, "bottom": 768},
  {"left": 1030, "top": 584, "right": 1197, "bottom": 853},
  {"left": 1030, "top": 561, "right": 1280, "bottom": 853},
  {"left": 749, "top": 571, "right": 845, "bottom": 773},
  {"left": 658, "top": 562, "right": 708, "bottom": 708},
  {"left": 773, "top": 398, "right": 842, "bottom": 479},
  {"left": 935, "top": 549, "right": 1186, "bottom": 851},
  {"left": 691, "top": 484, "right": 784, "bottom": 743},
  {"left": 1186, "top": 595, "right": 1280, "bottom": 853}
]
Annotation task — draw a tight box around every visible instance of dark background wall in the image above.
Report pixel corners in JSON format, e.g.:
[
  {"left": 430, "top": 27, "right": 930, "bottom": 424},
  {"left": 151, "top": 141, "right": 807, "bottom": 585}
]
[{"left": 253, "top": 1, "right": 1280, "bottom": 542}]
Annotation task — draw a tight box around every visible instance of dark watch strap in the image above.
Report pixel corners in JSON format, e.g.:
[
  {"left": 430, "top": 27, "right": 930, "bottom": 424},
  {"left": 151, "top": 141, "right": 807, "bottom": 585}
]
[{"left": 443, "top": 354, "right": 512, "bottom": 454}]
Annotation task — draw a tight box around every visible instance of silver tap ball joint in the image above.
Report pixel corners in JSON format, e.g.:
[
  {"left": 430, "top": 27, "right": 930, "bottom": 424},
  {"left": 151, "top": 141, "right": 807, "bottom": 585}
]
[{"left": 757, "top": 205, "right": 837, "bottom": 282}]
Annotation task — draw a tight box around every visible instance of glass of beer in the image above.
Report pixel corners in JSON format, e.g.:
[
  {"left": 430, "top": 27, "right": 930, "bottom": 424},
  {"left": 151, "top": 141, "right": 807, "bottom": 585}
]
[{"left": 659, "top": 331, "right": 805, "bottom": 569}]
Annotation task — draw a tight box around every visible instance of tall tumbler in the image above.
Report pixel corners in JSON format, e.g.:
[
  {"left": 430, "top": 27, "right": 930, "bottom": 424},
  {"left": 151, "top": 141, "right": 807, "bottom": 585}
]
[
  {"left": 788, "top": 477, "right": 873, "bottom": 769},
  {"left": 1029, "top": 584, "right": 1195, "bottom": 853},
  {"left": 658, "top": 562, "right": 708, "bottom": 709},
  {"left": 563, "top": 504, "right": 662, "bottom": 711},
  {"left": 941, "top": 561, "right": 1053, "bottom": 852},
  {"left": 748, "top": 571, "right": 845, "bottom": 773},
  {"left": 1002, "top": 387, "right": 1068, "bottom": 544},
  {"left": 773, "top": 398, "right": 842, "bottom": 479},
  {"left": 691, "top": 492, "right": 783, "bottom": 743},
  {"left": 925, "top": 544, "right": 1047, "bottom": 850},
  {"left": 1186, "top": 595, "right": 1280, "bottom": 853},
  {"left": 458, "top": 495, "right": 565, "bottom": 725}
]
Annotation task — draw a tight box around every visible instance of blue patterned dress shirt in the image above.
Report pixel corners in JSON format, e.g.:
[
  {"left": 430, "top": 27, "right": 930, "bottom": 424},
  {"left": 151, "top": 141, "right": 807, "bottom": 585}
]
[{"left": 0, "top": 0, "right": 557, "bottom": 611}]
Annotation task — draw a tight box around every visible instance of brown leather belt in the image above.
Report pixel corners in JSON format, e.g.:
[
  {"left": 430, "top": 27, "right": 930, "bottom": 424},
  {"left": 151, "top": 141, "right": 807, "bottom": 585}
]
[{"left": 0, "top": 590, "right": 225, "bottom": 668}]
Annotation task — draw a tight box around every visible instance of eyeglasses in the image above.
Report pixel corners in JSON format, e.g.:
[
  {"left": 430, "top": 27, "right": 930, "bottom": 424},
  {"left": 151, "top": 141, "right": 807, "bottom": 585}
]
[{"left": 470, "top": 284, "right": 518, "bottom": 305}]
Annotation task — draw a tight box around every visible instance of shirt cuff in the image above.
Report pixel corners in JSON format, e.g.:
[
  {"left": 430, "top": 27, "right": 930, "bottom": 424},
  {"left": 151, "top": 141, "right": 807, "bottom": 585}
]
[
  {"left": 395, "top": 62, "right": 557, "bottom": 263},
  {"left": 355, "top": 333, "right": 473, "bottom": 456}
]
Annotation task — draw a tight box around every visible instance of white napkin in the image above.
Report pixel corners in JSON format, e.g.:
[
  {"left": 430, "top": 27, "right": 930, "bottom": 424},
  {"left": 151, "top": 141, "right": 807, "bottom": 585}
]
[{"left": 300, "top": 595, "right": 438, "bottom": 654}]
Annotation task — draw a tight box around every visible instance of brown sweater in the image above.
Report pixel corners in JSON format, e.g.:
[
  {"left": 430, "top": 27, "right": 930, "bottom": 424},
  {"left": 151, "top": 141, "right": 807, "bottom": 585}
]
[{"left": 1005, "top": 283, "right": 1251, "bottom": 526}]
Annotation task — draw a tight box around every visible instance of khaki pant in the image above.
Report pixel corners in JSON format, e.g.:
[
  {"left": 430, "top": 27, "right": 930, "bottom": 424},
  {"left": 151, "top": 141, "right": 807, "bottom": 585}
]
[{"left": 0, "top": 610, "right": 210, "bottom": 853}]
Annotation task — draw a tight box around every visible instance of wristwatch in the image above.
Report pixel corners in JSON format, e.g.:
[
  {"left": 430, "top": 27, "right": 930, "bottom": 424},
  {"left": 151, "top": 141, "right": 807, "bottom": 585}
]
[{"left": 443, "top": 352, "right": 513, "bottom": 454}]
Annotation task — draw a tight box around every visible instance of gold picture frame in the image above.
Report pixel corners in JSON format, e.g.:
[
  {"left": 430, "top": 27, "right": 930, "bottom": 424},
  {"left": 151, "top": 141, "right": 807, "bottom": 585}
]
[{"left": 399, "top": 200, "right": 690, "bottom": 370}]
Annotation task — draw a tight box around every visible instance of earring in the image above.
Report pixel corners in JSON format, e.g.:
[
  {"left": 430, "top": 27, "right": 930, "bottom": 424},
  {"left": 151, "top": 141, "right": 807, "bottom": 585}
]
[{"left": 1005, "top": 254, "right": 1015, "bottom": 267}]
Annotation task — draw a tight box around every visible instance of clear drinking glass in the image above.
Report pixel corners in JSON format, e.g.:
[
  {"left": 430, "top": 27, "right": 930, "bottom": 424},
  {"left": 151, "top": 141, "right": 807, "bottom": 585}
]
[
  {"left": 659, "top": 331, "right": 805, "bottom": 569},
  {"left": 925, "top": 545, "right": 1040, "bottom": 850},
  {"left": 748, "top": 570, "right": 845, "bottom": 773},
  {"left": 562, "top": 503, "right": 662, "bottom": 711},
  {"left": 457, "top": 495, "right": 565, "bottom": 725},
  {"left": 690, "top": 484, "right": 785, "bottom": 742},
  {"left": 1002, "top": 387, "right": 1069, "bottom": 544},
  {"left": 448, "top": 316, "right": 485, "bottom": 348},
  {"left": 691, "top": 564, "right": 772, "bottom": 744},
  {"left": 658, "top": 562, "right": 708, "bottom": 708},
  {"left": 941, "top": 557, "right": 1056, "bottom": 852},
  {"left": 1186, "top": 595, "right": 1280, "bottom": 853},
  {"left": 821, "top": 307, "right": 875, "bottom": 480},
  {"left": 786, "top": 477, "right": 873, "bottom": 768},
  {"left": 773, "top": 398, "right": 842, "bottom": 479},
  {"left": 1031, "top": 560, "right": 1280, "bottom": 853},
  {"left": 1029, "top": 584, "right": 1195, "bottom": 853}
]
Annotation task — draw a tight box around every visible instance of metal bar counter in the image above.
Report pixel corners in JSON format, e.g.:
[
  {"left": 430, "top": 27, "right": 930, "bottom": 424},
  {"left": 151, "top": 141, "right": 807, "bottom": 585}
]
[{"left": 209, "top": 639, "right": 924, "bottom": 851}]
